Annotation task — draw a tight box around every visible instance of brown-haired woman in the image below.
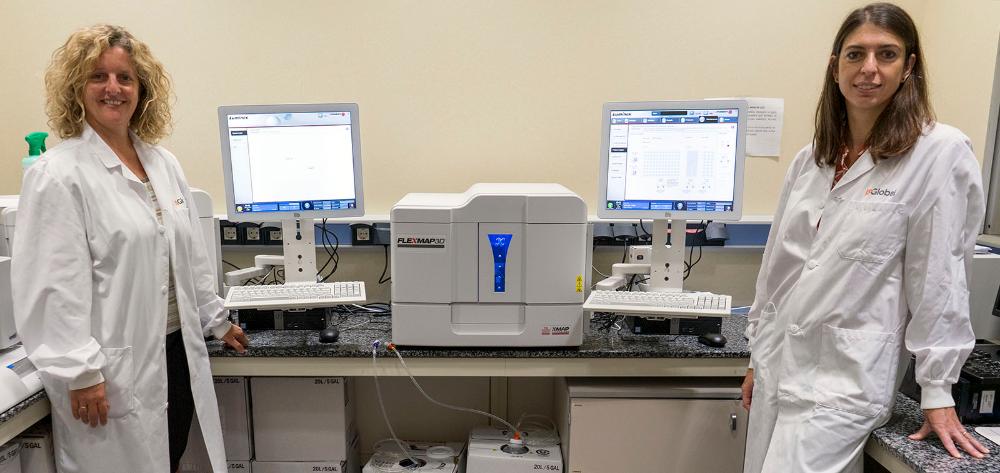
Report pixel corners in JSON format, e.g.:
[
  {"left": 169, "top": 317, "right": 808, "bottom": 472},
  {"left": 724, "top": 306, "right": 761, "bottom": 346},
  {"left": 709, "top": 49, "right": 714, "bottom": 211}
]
[
  {"left": 12, "top": 24, "right": 248, "bottom": 473},
  {"left": 740, "top": 3, "right": 988, "bottom": 471}
]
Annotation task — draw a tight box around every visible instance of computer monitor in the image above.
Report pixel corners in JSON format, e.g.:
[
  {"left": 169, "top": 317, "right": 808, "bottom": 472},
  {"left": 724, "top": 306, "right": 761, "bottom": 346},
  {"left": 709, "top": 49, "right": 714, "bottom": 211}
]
[
  {"left": 218, "top": 103, "right": 364, "bottom": 282},
  {"left": 982, "top": 34, "right": 1000, "bottom": 236},
  {"left": 993, "top": 279, "right": 1000, "bottom": 317},
  {"left": 597, "top": 100, "right": 748, "bottom": 291}
]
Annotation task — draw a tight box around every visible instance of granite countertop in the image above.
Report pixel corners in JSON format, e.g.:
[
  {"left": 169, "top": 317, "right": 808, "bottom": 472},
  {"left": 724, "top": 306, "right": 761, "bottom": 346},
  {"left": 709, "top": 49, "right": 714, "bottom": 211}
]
[
  {"left": 9, "top": 317, "right": 1000, "bottom": 472},
  {"left": 0, "top": 391, "right": 46, "bottom": 431},
  {"left": 3, "top": 315, "right": 749, "bottom": 432},
  {"left": 871, "top": 393, "right": 1000, "bottom": 473},
  {"left": 206, "top": 313, "right": 751, "bottom": 358}
]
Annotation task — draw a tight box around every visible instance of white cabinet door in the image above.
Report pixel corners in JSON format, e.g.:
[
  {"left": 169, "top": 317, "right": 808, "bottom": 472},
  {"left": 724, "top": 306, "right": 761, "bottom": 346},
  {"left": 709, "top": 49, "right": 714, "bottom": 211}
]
[{"left": 568, "top": 397, "right": 747, "bottom": 473}]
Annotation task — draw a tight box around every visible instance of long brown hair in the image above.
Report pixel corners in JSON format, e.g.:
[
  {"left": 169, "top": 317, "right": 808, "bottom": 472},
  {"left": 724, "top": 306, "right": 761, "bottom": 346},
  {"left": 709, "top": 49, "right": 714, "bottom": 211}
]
[{"left": 813, "top": 3, "right": 933, "bottom": 166}]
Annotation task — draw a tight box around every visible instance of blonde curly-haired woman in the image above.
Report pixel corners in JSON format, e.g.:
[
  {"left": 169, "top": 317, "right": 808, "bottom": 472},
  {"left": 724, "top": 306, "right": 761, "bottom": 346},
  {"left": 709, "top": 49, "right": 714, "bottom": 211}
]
[{"left": 12, "top": 24, "right": 248, "bottom": 473}]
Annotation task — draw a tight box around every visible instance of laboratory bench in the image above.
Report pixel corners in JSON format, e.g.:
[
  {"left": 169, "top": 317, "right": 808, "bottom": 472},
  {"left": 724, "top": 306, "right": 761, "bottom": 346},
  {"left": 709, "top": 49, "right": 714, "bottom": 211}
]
[
  {"left": 1, "top": 316, "right": 996, "bottom": 472},
  {"left": 866, "top": 393, "right": 1000, "bottom": 473},
  {"left": 205, "top": 315, "right": 751, "bottom": 377},
  {"left": 0, "top": 391, "right": 47, "bottom": 445}
]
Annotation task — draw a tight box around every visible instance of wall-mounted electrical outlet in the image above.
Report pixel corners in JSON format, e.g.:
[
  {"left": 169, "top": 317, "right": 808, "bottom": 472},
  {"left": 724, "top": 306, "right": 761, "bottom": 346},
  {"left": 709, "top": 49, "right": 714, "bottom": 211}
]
[
  {"left": 351, "top": 224, "right": 374, "bottom": 246},
  {"left": 254, "top": 223, "right": 282, "bottom": 245},
  {"left": 245, "top": 226, "right": 261, "bottom": 242}
]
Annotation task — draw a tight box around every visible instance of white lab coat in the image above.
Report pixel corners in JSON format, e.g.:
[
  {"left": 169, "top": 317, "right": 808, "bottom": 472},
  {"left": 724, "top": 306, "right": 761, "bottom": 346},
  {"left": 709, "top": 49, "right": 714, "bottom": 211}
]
[
  {"left": 11, "top": 124, "right": 231, "bottom": 473},
  {"left": 743, "top": 123, "right": 984, "bottom": 473}
]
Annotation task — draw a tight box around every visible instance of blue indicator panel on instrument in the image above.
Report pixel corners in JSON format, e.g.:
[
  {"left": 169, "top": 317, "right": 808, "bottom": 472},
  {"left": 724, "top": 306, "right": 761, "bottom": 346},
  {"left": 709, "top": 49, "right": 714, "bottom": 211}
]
[{"left": 488, "top": 234, "right": 513, "bottom": 292}]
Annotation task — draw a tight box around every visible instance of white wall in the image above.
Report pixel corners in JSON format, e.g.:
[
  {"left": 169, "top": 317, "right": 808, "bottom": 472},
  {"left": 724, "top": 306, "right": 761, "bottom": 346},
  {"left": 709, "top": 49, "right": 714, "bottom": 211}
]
[
  {"left": 14, "top": 0, "right": 997, "bottom": 218},
  {"left": 920, "top": 0, "right": 1000, "bottom": 167}
]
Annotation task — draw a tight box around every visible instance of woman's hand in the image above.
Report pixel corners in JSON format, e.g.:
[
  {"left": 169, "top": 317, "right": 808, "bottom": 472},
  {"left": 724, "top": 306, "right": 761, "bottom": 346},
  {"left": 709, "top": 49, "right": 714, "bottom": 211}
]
[
  {"left": 741, "top": 368, "right": 754, "bottom": 411},
  {"left": 70, "top": 383, "right": 109, "bottom": 427},
  {"left": 221, "top": 323, "right": 249, "bottom": 354},
  {"left": 909, "top": 407, "right": 990, "bottom": 459}
]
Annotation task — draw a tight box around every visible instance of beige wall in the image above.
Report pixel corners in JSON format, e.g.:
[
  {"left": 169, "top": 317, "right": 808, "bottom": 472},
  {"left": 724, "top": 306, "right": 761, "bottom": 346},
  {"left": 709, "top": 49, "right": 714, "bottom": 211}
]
[
  {"left": 2, "top": 0, "right": 994, "bottom": 305},
  {"left": 920, "top": 0, "right": 1000, "bottom": 162},
  {"left": 8, "top": 0, "right": 997, "bottom": 218}
]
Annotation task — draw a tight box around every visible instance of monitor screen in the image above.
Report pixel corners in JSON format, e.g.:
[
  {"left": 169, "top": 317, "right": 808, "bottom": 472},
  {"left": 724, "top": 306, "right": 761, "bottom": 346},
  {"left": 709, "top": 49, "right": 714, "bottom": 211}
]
[
  {"left": 597, "top": 100, "right": 747, "bottom": 221},
  {"left": 218, "top": 103, "right": 364, "bottom": 222},
  {"left": 994, "top": 279, "right": 1000, "bottom": 317}
]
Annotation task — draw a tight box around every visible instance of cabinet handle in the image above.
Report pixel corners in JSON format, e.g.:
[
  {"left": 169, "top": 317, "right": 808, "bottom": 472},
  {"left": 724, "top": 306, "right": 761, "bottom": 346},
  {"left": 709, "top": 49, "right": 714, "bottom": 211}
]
[{"left": 730, "top": 413, "right": 738, "bottom": 431}]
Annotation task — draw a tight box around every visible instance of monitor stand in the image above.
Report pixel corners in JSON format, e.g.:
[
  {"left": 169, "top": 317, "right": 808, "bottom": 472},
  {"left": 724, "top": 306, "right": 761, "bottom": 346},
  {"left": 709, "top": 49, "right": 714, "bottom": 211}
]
[
  {"left": 647, "top": 218, "right": 686, "bottom": 292},
  {"left": 590, "top": 218, "right": 691, "bottom": 293},
  {"left": 282, "top": 219, "right": 318, "bottom": 283}
]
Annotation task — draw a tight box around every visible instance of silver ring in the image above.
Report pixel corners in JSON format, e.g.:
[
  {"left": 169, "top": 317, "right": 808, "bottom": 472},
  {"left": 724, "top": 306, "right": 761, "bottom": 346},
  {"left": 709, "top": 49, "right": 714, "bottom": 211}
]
[{"left": 79, "top": 406, "right": 87, "bottom": 411}]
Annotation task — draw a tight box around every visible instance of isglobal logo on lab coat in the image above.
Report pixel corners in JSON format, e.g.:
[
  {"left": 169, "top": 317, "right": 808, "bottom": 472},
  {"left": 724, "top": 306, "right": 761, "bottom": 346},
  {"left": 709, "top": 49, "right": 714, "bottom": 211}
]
[{"left": 865, "top": 187, "right": 897, "bottom": 197}]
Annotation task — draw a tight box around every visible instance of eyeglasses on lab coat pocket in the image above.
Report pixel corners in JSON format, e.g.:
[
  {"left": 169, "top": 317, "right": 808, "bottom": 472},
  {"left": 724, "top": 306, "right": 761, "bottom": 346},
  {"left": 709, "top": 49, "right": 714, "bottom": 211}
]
[
  {"left": 836, "top": 200, "right": 907, "bottom": 264},
  {"left": 100, "top": 346, "right": 135, "bottom": 418},
  {"left": 814, "top": 324, "right": 901, "bottom": 418}
]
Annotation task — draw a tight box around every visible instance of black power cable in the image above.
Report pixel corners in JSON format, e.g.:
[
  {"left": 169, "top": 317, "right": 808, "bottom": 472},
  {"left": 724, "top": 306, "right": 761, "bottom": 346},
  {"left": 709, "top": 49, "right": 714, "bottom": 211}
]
[
  {"left": 316, "top": 219, "right": 340, "bottom": 282},
  {"left": 683, "top": 220, "right": 706, "bottom": 280},
  {"left": 378, "top": 244, "right": 391, "bottom": 284}
]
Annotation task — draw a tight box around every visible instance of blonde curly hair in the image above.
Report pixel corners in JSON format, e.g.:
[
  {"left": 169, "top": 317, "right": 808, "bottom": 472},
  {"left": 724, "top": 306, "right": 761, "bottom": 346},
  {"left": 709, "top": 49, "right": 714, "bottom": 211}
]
[{"left": 45, "top": 24, "right": 172, "bottom": 143}]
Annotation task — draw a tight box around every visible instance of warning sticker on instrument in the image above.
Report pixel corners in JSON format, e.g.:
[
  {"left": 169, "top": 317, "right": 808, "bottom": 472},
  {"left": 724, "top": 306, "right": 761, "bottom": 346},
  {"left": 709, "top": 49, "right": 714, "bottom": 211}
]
[
  {"left": 981, "top": 390, "right": 996, "bottom": 414},
  {"left": 575, "top": 275, "right": 583, "bottom": 293},
  {"left": 541, "top": 326, "right": 571, "bottom": 336}
]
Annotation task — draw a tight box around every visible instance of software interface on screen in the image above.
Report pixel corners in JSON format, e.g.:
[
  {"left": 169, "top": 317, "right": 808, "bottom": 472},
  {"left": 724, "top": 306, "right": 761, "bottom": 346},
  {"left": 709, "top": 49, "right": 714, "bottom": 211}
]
[
  {"left": 604, "top": 107, "right": 740, "bottom": 213},
  {"left": 224, "top": 111, "right": 357, "bottom": 214}
]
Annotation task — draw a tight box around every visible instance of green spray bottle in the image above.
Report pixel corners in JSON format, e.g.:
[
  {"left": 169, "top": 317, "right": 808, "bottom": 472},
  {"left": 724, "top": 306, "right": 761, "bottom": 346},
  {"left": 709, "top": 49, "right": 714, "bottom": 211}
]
[{"left": 22, "top": 132, "right": 48, "bottom": 170}]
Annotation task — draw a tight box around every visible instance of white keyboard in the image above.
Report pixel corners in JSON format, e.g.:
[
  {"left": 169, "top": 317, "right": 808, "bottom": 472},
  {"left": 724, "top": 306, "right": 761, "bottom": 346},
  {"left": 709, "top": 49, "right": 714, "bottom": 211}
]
[
  {"left": 583, "top": 290, "right": 732, "bottom": 318},
  {"left": 224, "top": 281, "right": 367, "bottom": 310}
]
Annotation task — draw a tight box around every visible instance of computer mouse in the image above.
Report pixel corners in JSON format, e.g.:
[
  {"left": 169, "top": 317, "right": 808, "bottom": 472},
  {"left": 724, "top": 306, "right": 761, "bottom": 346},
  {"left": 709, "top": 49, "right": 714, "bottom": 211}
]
[
  {"left": 698, "top": 332, "right": 727, "bottom": 348},
  {"left": 318, "top": 327, "right": 340, "bottom": 343}
]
